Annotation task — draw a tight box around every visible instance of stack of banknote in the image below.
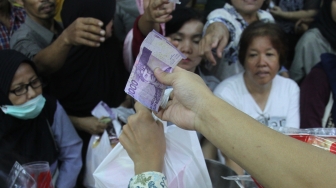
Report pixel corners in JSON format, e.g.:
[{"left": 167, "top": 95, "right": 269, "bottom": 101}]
[{"left": 125, "top": 30, "right": 186, "bottom": 112}]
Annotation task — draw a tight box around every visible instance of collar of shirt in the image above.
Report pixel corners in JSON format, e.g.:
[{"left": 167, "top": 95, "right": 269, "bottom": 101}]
[
  {"left": 223, "top": 3, "right": 267, "bottom": 28},
  {"left": 10, "top": 5, "right": 26, "bottom": 24},
  {"left": 25, "top": 16, "right": 63, "bottom": 45}
]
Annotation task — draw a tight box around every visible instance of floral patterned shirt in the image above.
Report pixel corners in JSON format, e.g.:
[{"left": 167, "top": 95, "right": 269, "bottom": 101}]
[
  {"left": 128, "top": 171, "right": 168, "bottom": 188},
  {"left": 203, "top": 3, "right": 274, "bottom": 81}
]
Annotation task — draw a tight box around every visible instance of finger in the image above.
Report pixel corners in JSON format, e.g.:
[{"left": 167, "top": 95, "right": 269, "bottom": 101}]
[
  {"left": 154, "top": 66, "right": 184, "bottom": 86},
  {"left": 119, "top": 125, "right": 133, "bottom": 147},
  {"left": 155, "top": 7, "right": 173, "bottom": 15},
  {"left": 79, "top": 30, "right": 105, "bottom": 43},
  {"left": 216, "top": 39, "right": 227, "bottom": 59},
  {"left": 205, "top": 51, "right": 217, "bottom": 66},
  {"left": 79, "top": 17, "right": 104, "bottom": 27},
  {"left": 75, "top": 37, "right": 101, "bottom": 47},
  {"left": 201, "top": 35, "right": 218, "bottom": 65},
  {"left": 152, "top": 0, "right": 170, "bottom": 9},
  {"left": 81, "top": 23, "right": 105, "bottom": 36},
  {"left": 169, "top": 90, "right": 174, "bottom": 100},
  {"left": 154, "top": 15, "right": 173, "bottom": 23},
  {"left": 134, "top": 102, "right": 151, "bottom": 113}
]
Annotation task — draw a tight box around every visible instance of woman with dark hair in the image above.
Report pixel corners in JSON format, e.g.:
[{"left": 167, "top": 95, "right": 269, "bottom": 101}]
[
  {"left": 290, "top": 0, "right": 336, "bottom": 83},
  {"left": 132, "top": 1, "right": 220, "bottom": 91},
  {"left": 165, "top": 8, "right": 219, "bottom": 91},
  {"left": 213, "top": 21, "right": 300, "bottom": 174},
  {"left": 0, "top": 50, "right": 82, "bottom": 187},
  {"left": 215, "top": 21, "right": 299, "bottom": 128},
  {"left": 200, "top": 0, "right": 274, "bottom": 81}
]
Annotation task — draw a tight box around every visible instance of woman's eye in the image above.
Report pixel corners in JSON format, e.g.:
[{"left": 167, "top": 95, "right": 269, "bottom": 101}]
[
  {"left": 173, "top": 38, "right": 182, "bottom": 42},
  {"left": 193, "top": 39, "right": 200, "bottom": 44},
  {"left": 249, "top": 54, "right": 257, "bottom": 57},
  {"left": 14, "top": 86, "right": 25, "bottom": 93},
  {"left": 266, "top": 53, "right": 274, "bottom": 56}
]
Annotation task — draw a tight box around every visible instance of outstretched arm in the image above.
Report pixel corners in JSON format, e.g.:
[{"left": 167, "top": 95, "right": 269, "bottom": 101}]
[
  {"left": 138, "top": 0, "right": 173, "bottom": 36},
  {"left": 270, "top": 6, "right": 318, "bottom": 21},
  {"left": 153, "top": 67, "right": 336, "bottom": 188},
  {"left": 33, "top": 18, "right": 105, "bottom": 75}
]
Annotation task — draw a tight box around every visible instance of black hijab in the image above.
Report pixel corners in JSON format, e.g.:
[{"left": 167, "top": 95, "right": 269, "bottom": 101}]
[
  {"left": 0, "top": 50, "right": 58, "bottom": 178},
  {"left": 50, "top": 0, "right": 128, "bottom": 117},
  {"left": 310, "top": 0, "right": 336, "bottom": 51}
]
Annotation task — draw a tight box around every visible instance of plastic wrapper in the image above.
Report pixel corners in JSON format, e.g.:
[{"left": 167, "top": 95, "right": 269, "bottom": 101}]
[
  {"left": 270, "top": 127, "right": 336, "bottom": 153},
  {"left": 8, "top": 162, "right": 36, "bottom": 188},
  {"left": 222, "top": 175, "right": 261, "bottom": 188},
  {"left": 241, "top": 127, "right": 336, "bottom": 188}
]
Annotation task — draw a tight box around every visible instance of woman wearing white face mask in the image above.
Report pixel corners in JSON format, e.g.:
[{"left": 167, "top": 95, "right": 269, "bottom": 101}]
[{"left": 0, "top": 50, "right": 82, "bottom": 188}]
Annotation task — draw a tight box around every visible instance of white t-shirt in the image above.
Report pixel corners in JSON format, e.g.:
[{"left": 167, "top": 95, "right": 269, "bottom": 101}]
[{"left": 214, "top": 72, "right": 300, "bottom": 128}]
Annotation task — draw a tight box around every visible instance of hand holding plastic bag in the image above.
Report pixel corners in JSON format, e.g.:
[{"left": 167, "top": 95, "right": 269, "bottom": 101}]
[
  {"left": 93, "top": 125, "right": 212, "bottom": 187},
  {"left": 84, "top": 101, "right": 130, "bottom": 188}
]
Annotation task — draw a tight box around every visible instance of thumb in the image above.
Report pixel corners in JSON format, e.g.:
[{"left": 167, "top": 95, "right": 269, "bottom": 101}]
[
  {"left": 154, "top": 66, "right": 184, "bottom": 86},
  {"left": 154, "top": 67, "right": 172, "bottom": 86}
]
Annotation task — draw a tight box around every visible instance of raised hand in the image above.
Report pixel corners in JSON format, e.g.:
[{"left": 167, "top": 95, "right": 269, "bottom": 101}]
[
  {"left": 199, "top": 22, "right": 230, "bottom": 66},
  {"left": 70, "top": 116, "right": 108, "bottom": 135},
  {"left": 143, "top": 0, "right": 174, "bottom": 24},
  {"left": 61, "top": 17, "right": 106, "bottom": 47},
  {"left": 119, "top": 102, "right": 166, "bottom": 174}
]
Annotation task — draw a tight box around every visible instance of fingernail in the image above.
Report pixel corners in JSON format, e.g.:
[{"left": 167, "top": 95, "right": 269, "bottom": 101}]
[
  {"left": 100, "top": 30, "right": 105, "bottom": 35},
  {"left": 100, "top": 37, "right": 105, "bottom": 42},
  {"left": 154, "top": 68, "right": 163, "bottom": 73},
  {"left": 98, "top": 22, "right": 103, "bottom": 26},
  {"left": 96, "top": 43, "right": 100, "bottom": 47}
]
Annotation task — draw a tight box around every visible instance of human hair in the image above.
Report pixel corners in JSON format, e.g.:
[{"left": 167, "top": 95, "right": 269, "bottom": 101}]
[
  {"left": 238, "top": 21, "right": 287, "bottom": 67},
  {"left": 165, "top": 7, "right": 204, "bottom": 36}
]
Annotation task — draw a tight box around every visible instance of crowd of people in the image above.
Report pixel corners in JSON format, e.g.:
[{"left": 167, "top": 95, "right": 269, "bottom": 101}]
[{"left": 0, "top": 0, "right": 335, "bottom": 187}]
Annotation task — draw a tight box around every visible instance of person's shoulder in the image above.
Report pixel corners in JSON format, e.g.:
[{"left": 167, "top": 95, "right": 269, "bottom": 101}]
[
  {"left": 299, "top": 28, "right": 323, "bottom": 43},
  {"left": 214, "top": 73, "right": 243, "bottom": 94},
  {"left": 274, "top": 75, "right": 299, "bottom": 91},
  {"left": 258, "top": 9, "right": 274, "bottom": 22},
  {"left": 223, "top": 72, "right": 243, "bottom": 84},
  {"left": 207, "top": 3, "right": 234, "bottom": 20},
  {"left": 11, "top": 22, "right": 30, "bottom": 36},
  {"left": 10, "top": 23, "right": 31, "bottom": 45}
]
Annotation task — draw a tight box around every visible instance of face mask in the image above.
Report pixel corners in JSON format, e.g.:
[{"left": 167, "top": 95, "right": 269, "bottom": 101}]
[{"left": 0, "top": 94, "right": 46, "bottom": 120}]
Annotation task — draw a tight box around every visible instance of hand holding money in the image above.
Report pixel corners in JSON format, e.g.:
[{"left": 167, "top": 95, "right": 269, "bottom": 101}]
[
  {"left": 153, "top": 66, "right": 212, "bottom": 131},
  {"left": 125, "top": 30, "right": 185, "bottom": 112},
  {"left": 144, "top": 0, "right": 174, "bottom": 24}
]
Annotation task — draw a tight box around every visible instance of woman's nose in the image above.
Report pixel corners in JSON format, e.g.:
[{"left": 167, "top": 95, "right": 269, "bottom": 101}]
[
  {"left": 257, "top": 55, "right": 268, "bottom": 66},
  {"left": 180, "top": 40, "right": 192, "bottom": 54},
  {"left": 27, "top": 86, "right": 38, "bottom": 99}
]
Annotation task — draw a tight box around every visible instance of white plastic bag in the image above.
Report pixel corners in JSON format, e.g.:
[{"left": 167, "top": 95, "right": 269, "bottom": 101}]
[
  {"left": 83, "top": 131, "right": 113, "bottom": 188},
  {"left": 93, "top": 124, "right": 212, "bottom": 188},
  {"left": 83, "top": 101, "right": 124, "bottom": 187}
]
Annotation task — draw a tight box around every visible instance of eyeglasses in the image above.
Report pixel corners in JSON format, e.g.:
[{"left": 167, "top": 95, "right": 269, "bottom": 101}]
[{"left": 9, "top": 78, "right": 43, "bottom": 96}]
